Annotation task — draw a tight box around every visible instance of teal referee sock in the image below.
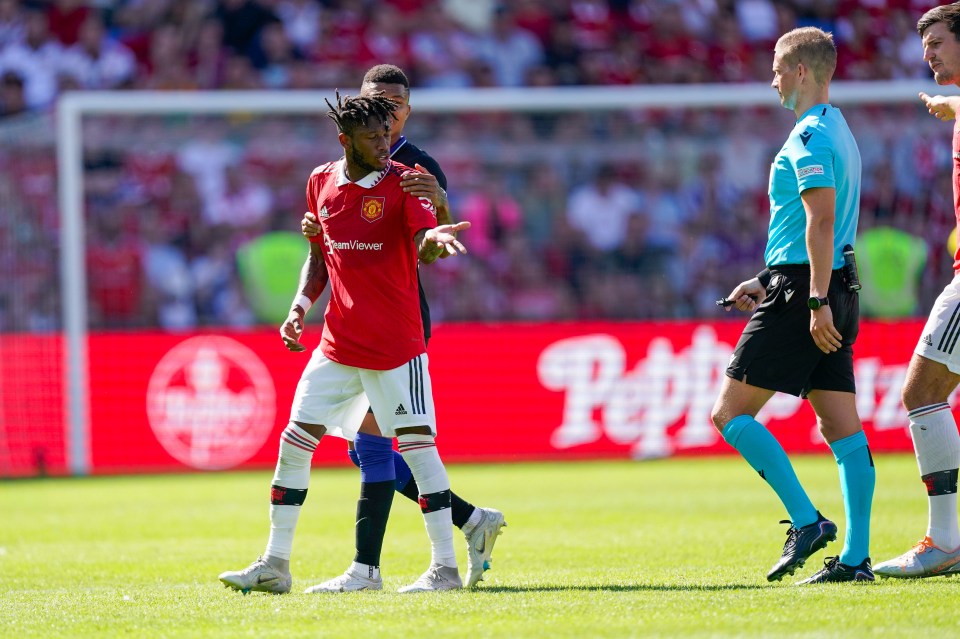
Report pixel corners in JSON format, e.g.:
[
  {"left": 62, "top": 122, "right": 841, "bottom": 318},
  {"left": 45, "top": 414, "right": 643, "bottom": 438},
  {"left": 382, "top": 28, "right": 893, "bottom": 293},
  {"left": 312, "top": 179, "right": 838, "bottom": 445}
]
[
  {"left": 829, "top": 430, "right": 874, "bottom": 565},
  {"left": 722, "top": 415, "right": 818, "bottom": 527}
]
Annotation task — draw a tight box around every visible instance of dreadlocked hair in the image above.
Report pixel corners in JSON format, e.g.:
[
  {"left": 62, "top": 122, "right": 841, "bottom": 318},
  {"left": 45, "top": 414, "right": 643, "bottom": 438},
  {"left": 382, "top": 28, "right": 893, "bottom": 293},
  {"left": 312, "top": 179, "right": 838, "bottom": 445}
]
[{"left": 325, "top": 90, "right": 398, "bottom": 138}]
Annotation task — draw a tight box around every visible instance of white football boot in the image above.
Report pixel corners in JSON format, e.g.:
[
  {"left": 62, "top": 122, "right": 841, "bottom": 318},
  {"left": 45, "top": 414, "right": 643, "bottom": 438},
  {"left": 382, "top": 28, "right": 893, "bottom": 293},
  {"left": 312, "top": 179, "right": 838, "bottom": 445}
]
[
  {"left": 464, "top": 507, "right": 506, "bottom": 587},
  {"left": 304, "top": 568, "right": 383, "bottom": 593},
  {"left": 874, "top": 536, "right": 960, "bottom": 578},
  {"left": 398, "top": 563, "right": 462, "bottom": 593},
  {"left": 219, "top": 556, "right": 292, "bottom": 594}
]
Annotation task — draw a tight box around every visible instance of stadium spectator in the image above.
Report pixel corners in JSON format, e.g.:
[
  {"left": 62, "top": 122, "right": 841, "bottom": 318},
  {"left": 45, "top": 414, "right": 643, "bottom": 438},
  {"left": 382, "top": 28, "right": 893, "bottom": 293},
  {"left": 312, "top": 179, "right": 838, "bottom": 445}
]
[
  {"left": 59, "top": 13, "right": 137, "bottom": 90},
  {"left": 86, "top": 209, "right": 146, "bottom": 328},
  {"left": 357, "top": 4, "right": 411, "bottom": 71},
  {"left": 457, "top": 167, "right": 524, "bottom": 262},
  {"left": 543, "top": 18, "right": 583, "bottom": 85},
  {"left": 734, "top": 0, "right": 779, "bottom": 43},
  {"left": 0, "top": 7, "right": 62, "bottom": 109},
  {"left": 0, "top": 0, "right": 24, "bottom": 49},
  {"left": 512, "top": 0, "right": 553, "bottom": 47},
  {"left": 140, "top": 23, "right": 198, "bottom": 91},
  {"left": 251, "top": 20, "right": 303, "bottom": 89},
  {"left": 515, "top": 164, "right": 567, "bottom": 249},
  {"left": 474, "top": 5, "right": 543, "bottom": 87},
  {"left": 205, "top": 163, "right": 274, "bottom": 235},
  {"left": 46, "top": 0, "right": 90, "bottom": 47},
  {"left": 275, "top": 0, "right": 323, "bottom": 51},
  {"left": 856, "top": 224, "right": 928, "bottom": 318},
  {"left": 214, "top": 0, "right": 279, "bottom": 57},
  {"left": 190, "top": 17, "right": 228, "bottom": 89},
  {"left": 407, "top": 3, "right": 476, "bottom": 88},
  {"left": 0, "top": 68, "right": 25, "bottom": 117},
  {"left": 565, "top": 164, "right": 642, "bottom": 252}
]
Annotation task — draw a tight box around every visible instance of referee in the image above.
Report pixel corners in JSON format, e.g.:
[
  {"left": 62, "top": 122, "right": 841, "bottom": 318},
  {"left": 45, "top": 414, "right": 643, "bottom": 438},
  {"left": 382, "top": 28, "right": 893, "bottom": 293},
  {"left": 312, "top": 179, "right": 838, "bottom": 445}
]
[{"left": 710, "top": 27, "right": 875, "bottom": 585}]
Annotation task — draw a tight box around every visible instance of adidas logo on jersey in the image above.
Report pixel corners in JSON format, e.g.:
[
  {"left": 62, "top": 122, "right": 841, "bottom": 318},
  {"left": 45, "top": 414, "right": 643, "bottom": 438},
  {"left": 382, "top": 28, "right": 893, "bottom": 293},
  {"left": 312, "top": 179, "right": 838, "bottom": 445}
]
[
  {"left": 395, "top": 404, "right": 408, "bottom": 416},
  {"left": 319, "top": 206, "right": 330, "bottom": 218}
]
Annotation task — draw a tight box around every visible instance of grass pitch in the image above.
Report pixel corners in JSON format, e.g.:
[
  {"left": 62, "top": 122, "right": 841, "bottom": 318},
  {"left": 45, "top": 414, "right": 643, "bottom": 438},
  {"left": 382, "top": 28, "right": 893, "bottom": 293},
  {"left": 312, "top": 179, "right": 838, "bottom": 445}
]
[{"left": 1, "top": 454, "right": 955, "bottom": 638}]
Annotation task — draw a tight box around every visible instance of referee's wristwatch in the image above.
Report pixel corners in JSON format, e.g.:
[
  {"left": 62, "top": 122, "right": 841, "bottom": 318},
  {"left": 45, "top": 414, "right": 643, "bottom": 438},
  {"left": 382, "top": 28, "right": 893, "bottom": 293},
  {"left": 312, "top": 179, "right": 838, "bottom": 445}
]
[{"left": 807, "top": 295, "right": 829, "bottom": 310}]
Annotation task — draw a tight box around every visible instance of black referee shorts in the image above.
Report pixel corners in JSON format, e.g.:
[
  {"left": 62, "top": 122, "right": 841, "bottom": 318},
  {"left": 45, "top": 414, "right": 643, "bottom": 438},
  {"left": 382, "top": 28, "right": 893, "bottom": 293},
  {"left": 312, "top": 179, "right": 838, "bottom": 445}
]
[{"left": 725, "top": 264, "right": 859, "bottom": 398}]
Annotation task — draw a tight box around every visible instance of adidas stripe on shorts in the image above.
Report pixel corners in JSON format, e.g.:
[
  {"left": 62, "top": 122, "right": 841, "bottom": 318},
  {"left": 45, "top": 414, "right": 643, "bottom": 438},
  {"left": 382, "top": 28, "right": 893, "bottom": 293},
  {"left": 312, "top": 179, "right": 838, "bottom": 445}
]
[
  {"left": 290, "top": 350, "right": 436, "bottom": 440},
  {"left": 916, "top": 273, "right": 960, "bottom": 374}
]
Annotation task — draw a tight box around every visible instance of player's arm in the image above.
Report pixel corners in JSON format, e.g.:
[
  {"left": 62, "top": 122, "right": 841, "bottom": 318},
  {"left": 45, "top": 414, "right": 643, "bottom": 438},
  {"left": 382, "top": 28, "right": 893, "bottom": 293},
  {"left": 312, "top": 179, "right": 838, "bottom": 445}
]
[
  {"left": 280, "top": 241, "right": 328, "bottom": 352},
  {"left": 802, "top": 186, "right": 842, "bottom": 354},
  {"left": 920, "top": 92, "right": 960, "bottom": 121},
  {"left": 414, "top": 222, "right": 471, "bottom": 264}
]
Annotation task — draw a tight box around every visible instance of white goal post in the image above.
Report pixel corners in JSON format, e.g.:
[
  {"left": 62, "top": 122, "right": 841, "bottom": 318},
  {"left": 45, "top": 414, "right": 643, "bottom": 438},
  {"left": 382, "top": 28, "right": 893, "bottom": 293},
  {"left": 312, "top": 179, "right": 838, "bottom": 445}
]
[{"left": 55, "top": 79, "right": 944, "bottom": 475}]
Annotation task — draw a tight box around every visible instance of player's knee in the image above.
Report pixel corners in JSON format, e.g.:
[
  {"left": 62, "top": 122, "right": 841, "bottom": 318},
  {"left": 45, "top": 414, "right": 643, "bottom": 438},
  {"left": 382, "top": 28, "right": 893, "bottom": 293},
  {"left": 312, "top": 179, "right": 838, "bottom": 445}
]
[
  {"left": 901, "top": 383, "right": 937, "bottom": 412},
  {"left": 902, "top": 383, "right": 933, "bottom": 411},
  {"left": 710, "top": 406, "right": 730, "bottom": 433}
]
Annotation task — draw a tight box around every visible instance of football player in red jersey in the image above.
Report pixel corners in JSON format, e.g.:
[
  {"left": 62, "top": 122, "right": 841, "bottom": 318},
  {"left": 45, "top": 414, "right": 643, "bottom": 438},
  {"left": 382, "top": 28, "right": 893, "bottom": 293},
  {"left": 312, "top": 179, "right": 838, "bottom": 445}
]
[
  {"left": 220, "top": 93, "right": 472, "bottom": 594},
  {"left": 301, "top": 65, "right": 507, "bottom": 591}
]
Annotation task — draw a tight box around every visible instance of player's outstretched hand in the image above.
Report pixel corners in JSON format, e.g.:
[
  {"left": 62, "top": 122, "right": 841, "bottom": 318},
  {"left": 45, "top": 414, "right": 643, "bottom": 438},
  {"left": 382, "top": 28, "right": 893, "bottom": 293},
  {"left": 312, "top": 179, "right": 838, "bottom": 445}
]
[
  {"left": 420, "top": 221, "right": 471, "bottom": 263},
  {"left": 722, "top": 277, "right": 766, "bottom": 313},
  {"left": 301, "top": 211, "right": 320, "bottom": 238},
  {"left": 920, "top": 92, "right": 958, "bottom": 121},
  {"left": 401, "top": 165, "right": 443, "bottom": 206},
  {"left": 809, "top": 305, "right": 842, "bottom": 354},
  {"left": 280, "top": 312, "right": 307, "bottom": 352}
]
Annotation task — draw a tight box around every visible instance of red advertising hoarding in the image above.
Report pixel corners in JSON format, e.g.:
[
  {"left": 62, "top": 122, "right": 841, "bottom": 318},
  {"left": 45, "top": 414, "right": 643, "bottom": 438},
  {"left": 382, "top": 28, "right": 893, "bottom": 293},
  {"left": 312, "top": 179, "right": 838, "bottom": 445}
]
[{"left": 0, "top": 320, "right": 932, "bottom": 476}]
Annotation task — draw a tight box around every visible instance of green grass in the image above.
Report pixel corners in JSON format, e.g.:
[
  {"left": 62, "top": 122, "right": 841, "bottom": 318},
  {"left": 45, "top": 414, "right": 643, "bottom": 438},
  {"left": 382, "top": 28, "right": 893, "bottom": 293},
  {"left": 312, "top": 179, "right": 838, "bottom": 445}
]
[{"left": 0, "top": 454, "right": 954, "bottom": 638}]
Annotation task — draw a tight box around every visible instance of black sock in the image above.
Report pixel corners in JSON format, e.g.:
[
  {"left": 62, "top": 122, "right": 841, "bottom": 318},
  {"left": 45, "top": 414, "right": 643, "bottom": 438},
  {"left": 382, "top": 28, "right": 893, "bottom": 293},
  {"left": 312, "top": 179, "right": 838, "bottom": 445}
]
[
  {"left": 450, "top": 492, "right": 476, "bottom": 529},
  {"left": 354, "top": 480, "right": 394, "bottom": 566},
  {"left": 398, "top": 477, "right": 475, "bottom": 529}
]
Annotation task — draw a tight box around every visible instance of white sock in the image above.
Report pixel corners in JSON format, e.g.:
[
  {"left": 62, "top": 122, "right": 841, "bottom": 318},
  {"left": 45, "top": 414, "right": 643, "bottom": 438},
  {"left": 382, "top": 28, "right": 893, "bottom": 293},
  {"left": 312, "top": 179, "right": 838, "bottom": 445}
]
[
  {"left": 264, "top": 424, "right": 319, "bottom": 561},
  {"left": 398, "top": 434, "right": 456, "bottom": 568},
  {"left": 349, "top": 561, "right": 380, "bottom": 580},
  {"left": 461, "top": 508, "right": 483, "bottom": 537},
  {"left": 909, "top": 404, "right": 960, "bottom": 549}
]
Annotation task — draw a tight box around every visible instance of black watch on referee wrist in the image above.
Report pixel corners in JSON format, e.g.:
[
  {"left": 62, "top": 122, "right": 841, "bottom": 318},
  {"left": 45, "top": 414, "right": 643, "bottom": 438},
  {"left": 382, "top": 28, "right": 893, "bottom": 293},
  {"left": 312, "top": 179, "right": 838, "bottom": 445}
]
[{"left": 807, "top": 296, "right": 829, "bottom": 310}]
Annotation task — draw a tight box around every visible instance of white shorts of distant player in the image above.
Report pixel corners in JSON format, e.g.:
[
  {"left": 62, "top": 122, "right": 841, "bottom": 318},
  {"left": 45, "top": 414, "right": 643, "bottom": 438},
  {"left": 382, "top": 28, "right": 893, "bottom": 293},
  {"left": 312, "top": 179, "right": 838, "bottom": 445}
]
[
  {"left": 290, "top": 350, "right": 436, "bottom": 440},
  {"left": 916, "top": 273, "right": 960, "bottom": 374}
]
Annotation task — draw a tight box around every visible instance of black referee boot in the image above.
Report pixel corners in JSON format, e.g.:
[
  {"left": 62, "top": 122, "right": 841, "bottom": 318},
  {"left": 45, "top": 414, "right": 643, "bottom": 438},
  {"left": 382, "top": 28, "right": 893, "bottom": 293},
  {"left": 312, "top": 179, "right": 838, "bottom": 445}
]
[
  {"left": 797, "top": 556, "right": 874, "bottom": 584},
  {"left": 766, "top": 512, "right": 838, "bottom": 582}
]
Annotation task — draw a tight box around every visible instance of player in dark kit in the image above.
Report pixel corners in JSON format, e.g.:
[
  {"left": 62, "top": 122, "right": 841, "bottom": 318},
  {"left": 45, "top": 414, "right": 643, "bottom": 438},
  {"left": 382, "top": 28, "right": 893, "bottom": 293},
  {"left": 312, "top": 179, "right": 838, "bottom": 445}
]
[
  {"left": 219, "top": 93, "right": 472, "bottom": 594},
  {"left": 710, "top": 27, "right": 875, "bottom": 585},
  {"left": 301, "top": 65, "right": 506, "bottom": 592}
]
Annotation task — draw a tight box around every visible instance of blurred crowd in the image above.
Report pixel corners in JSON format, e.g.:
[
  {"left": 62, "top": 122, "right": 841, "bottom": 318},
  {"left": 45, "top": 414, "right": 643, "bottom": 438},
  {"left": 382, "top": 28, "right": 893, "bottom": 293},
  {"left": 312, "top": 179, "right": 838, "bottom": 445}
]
[
  {"left": 1, "top": 100, "right": 954, "bottom": 332},
  {"left": 0, "top": 0, "right": 953, "bottom": 332},
  {"left": 0, "top": 0, "right": 941, "bottom": 116}
]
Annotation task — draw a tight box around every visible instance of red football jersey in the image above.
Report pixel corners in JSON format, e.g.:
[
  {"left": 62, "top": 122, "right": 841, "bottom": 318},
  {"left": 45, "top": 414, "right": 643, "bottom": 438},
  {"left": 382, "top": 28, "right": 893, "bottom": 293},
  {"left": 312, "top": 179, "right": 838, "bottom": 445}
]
[{"left": 306, "top": 159, "right": 437, "bottom": 370}]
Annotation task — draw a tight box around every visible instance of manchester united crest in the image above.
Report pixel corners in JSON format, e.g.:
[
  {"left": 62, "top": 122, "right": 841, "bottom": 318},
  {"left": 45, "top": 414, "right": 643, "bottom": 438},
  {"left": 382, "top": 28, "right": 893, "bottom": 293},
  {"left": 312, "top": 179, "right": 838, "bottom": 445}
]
[{"left": 361, "top": 196, "right": 385, "bottom": 223}]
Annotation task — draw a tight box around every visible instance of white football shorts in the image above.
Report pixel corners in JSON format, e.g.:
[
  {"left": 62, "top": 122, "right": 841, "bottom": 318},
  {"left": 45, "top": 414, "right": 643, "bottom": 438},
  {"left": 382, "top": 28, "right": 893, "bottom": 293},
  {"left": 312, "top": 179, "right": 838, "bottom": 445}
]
[
  {"left": 289, "top": 350, "right": 436, "bottom": 440},
  {"left": 916, "top": 273, "right": 960, "bottom": 374}
]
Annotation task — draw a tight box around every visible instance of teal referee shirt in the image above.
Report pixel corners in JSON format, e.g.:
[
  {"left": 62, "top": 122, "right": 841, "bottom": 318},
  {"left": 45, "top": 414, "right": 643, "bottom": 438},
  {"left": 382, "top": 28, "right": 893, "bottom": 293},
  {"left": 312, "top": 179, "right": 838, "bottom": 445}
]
[{"left": 764, "top": 103, "right": 861, "bottom": 269}]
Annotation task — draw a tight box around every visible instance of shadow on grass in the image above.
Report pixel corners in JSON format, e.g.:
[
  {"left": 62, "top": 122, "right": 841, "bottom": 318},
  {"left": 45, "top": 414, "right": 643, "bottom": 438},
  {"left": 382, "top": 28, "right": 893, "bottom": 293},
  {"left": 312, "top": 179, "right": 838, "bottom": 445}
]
[{"left": 472, "top": 583, "right": 766, "bottom": 593}]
